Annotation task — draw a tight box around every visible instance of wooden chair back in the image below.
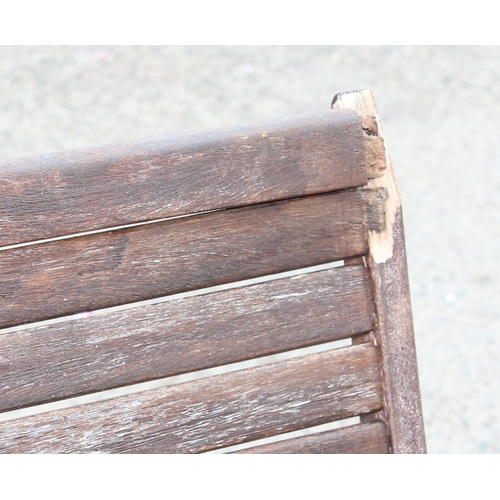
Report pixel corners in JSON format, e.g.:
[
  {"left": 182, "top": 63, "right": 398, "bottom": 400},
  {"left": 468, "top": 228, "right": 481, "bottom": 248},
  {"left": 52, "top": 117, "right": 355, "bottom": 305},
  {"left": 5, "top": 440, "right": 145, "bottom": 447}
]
[{"left": 0, "top": 89, "right": 425, "bottom": 453}]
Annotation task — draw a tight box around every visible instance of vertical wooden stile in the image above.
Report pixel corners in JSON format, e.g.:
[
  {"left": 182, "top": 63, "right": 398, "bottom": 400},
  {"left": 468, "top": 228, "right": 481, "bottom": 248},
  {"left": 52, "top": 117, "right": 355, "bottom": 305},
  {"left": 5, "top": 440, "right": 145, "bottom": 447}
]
[{"left": 332, "top": 89, "right": 426, "bottom": 453}]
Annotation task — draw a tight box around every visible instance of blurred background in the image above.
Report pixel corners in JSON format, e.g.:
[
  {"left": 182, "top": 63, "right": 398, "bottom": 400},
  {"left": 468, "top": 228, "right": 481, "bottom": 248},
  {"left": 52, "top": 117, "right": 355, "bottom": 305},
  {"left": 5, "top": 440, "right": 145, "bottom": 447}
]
[{"left": 1, "top": 45, "right": 498, "bottom": 453}]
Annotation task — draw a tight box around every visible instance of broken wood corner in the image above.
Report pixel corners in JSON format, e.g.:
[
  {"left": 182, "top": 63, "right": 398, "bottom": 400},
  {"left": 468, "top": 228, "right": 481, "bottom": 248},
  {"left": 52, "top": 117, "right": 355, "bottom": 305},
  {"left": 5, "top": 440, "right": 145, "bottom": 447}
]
[{"left": 332, "top": 89, "right": 401, "bottom": 263}]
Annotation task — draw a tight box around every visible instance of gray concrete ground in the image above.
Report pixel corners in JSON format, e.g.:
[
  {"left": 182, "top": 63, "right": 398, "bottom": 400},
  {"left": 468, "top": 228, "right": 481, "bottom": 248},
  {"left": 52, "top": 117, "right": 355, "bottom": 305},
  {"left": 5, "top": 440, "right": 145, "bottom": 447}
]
[{"left": 1, "top": 46, "right": 499, "bottom": 453}]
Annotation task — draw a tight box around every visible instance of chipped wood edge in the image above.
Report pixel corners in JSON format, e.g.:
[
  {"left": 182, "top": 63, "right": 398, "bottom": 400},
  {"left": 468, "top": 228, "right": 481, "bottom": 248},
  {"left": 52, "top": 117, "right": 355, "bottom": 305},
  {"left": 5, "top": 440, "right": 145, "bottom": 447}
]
[
  {"left": 332, "top": 90, "right": 426, "bottom": 453},
  {"left": 333, "top": 89, "right": 399, "bottom": 263}
]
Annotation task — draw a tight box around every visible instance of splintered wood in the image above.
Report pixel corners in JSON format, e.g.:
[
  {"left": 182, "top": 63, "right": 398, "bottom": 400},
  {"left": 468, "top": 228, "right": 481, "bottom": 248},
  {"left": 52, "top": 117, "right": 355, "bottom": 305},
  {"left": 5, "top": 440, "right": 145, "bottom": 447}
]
[{"left": 333, "top": 89, "right": 401, "bottom": 263}]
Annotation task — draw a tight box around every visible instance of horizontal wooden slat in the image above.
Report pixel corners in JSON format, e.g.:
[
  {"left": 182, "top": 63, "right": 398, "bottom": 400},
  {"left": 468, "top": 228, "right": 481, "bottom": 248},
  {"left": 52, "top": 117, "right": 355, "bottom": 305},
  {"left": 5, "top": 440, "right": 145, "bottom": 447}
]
[
  {"left": 0, "top": 110, "right": 366, "bottom": 247},
  {"left": 0, "top": 344, "right": 382, "bottom": 453},
  {"left": 0, "top": 189, "right": 373, "bottom": 329},
  {"left": 0, "top": 265, "right": 373, "bottom": 413},
  {"left": 233, "top": 421, "right": 389, "bottom": 454}
]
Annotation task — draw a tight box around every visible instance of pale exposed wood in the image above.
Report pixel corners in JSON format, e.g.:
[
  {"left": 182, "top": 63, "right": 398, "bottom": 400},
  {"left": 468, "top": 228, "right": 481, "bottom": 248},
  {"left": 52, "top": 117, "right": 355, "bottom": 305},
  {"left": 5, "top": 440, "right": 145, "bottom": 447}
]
[
  {"left": 0, "top": 344, "right": 383, "bottom": 454},
  {"left": 0, "top": 110, "right": 366, "bottom": 247},
  {"left": 332, "top": 89, "right": 400, "bottom": 263},
  {"left": 0, "top": 265, "right": 374, "bottom": 413},
  {"left": 233, "top": 421, "right": 389, "bottom": 454},
  {"left": 0, "top": 189, "right": 373, "bottom": 329}
]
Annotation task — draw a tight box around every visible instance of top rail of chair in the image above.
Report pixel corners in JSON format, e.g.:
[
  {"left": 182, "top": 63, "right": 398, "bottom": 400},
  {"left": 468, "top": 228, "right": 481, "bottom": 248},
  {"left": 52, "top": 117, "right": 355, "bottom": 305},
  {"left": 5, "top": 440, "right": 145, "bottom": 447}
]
[{"left": 0, "top": 109, "right": 366, "bottom": 247}]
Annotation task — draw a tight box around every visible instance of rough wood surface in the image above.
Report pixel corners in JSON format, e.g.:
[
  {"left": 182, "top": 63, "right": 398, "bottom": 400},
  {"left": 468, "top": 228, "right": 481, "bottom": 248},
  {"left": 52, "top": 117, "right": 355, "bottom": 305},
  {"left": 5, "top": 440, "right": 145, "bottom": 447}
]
[
  {"left": 0, "top": 344, "right": 383, "bottom": 454},
  {"left": 0, "top": 265, "right": 374, "bottom": 413},
  {"left": 0, "top": 110, "right": 366, "bottom": 247},
  {"left": 0, "top": 189, "right": 374, "bottom": 329},
  {"left": 333, "top": 89, "right": 426, "bottom": 453},
  {"left": 368, "top": 210, "right": 426, "bottom": 453},
  {"left": 233, "top": 421, "right": 389, "bottom": 454}
]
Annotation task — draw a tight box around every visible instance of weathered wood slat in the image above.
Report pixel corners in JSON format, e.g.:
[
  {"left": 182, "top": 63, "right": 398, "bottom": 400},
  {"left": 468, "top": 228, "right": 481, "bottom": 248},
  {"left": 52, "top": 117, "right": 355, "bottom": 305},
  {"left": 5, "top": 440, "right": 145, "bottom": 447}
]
[
  {"left": 0, "top": 189, "right": 373, "bottom": 329},
  {"left": 0, "top": 110, "right": 366, "bottom": 247},
  {"left": 0, "top": 265, "right": 373, "bottom": 413},
  {"left": 0, "top": 344, "right": 382, "bottom": 453},
  {"left": 232, "top": 421, "right": 389, "bottom": 454}
]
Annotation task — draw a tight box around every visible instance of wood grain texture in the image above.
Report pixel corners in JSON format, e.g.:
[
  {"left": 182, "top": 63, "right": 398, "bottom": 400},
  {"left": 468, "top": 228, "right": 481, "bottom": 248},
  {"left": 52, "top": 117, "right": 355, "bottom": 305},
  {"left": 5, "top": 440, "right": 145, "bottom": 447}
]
[
  {"left": 233, "top": 421, "right": 389, "bottom": 454},
  {"left": 0, "top": 344, "right": 383, "bottom": 453},
  {"left": 368, "top": 209, "right": 426, "bottom": 453},
  {"left": 0, "top": 265, "right": 374, "bottom": 413},
  {"left": 0, "top": 189, "right": 372, "bottom": 329},
  {"left": 0, "top": 110, "right": 366, "bottom": 247}
]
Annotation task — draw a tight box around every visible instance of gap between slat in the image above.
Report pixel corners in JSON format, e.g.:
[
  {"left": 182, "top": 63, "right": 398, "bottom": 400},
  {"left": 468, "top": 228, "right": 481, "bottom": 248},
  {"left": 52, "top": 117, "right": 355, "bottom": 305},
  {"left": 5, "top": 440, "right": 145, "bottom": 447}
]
[
  {"left": 0, "top": 259, "right": 345, "bottom": 336},
  {"left": 0, "top": 209, "right": 221, "bottom": 252},
  {"left": 1, "top": 189, "right": 371, "bottom": 329},
  {"left": 0, "top": 343, "right": 382, "bottom": 453},
  {"left": 0, "top": 262, "right": 374, "bottom": 415},
  {"left": 1, "top": 110, "right": 366, "bottom": 247},
  {"left": 0, "top": 185, "right": 366, "bottom": 253},
  {"left": 0, "top": 337, "right": 353, "bottom": 423}
]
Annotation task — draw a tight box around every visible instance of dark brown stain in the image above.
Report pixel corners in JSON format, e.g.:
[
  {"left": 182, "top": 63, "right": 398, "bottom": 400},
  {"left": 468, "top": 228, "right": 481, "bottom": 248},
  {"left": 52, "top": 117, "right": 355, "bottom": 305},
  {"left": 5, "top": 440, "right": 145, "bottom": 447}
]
[
  {"left": 0, "top": 278, "right": 21, "bottom": 297},
  {"left": 366, "top": 188, "right": 387, "bottom": 233},
  {"left": 76, "top": 234, "right": 129, "bottom": 276}
]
